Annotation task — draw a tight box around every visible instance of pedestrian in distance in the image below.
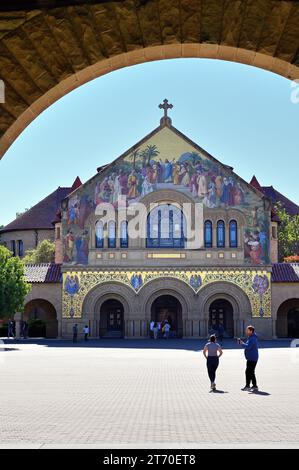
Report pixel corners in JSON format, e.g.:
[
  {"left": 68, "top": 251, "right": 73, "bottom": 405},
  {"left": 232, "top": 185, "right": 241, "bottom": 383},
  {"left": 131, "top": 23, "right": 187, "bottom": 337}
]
[
  {"left": 203, "top": 334, "right": 223, "bottom": 392},
  {"left": 218, "top": 323, "right": 224, "bottom": 344},
  {"left": 83, "top": 325, "right": 89, "bottom": 341},
  {"left": 238, "top": 325, "right": 259, "bottom": 392},
  {"left": 73, "top": 324, "right": 78, "bottom": 343},
  {"left": 7, "top": 319, "right": 14, "bottom": 339},
  {"left": 149, "top": 320, "right": 155, "bottom": 338},
  {"left": 22, "top": 320, "right": 28, "bottom": 339},
  {"left": 163, "top": 320, "right": 171, "bottom": 339},
  {"left": 152, "top": 322, "right": 159, "bottom": 340}
]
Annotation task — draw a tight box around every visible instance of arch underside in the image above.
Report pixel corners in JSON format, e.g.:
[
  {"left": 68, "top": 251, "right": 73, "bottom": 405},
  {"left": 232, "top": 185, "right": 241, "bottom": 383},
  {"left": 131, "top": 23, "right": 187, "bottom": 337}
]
[{"left": 1, "top": 0, "right": 299, "bottom": 158}]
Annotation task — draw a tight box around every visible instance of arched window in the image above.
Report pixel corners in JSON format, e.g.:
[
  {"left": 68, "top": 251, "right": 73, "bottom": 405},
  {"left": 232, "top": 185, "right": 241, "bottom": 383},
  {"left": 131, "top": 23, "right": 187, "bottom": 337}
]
[
  {"left": 95, "top": 221, "right": 104, "bottom": 248},
  {"left": 147, "top": 204, "right": 186, "bottom": 248},
  {"left": 217, "top": 220, "right": 225, "bottom": 248},
  {"left": 120, "top": 220, "right": 128, "bottom": 248},
  {"left": 108, "top": 220, "right": 116, "bottom": 248},
  {"left": 204, "top": 220, "right": 213, "bottom": 248},
  {"left": 229, "top": 220, "right": 238, "bottom": 248}
]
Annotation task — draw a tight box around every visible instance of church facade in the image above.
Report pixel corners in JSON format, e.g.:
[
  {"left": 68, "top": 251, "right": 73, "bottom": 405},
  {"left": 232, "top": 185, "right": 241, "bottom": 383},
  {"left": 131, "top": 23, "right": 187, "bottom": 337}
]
[
  {"left": 57, "top": 103, "right": 285, "bottom": 340},
  {"left": 1, "top": 102, "right": 299, "bottom": 340}
]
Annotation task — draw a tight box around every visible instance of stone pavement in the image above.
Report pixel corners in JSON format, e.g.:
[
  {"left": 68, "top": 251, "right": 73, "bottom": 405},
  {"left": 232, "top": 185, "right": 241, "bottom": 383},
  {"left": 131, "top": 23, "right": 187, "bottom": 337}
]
[{"left": 0, "top": 339, "right": 298, "bottom": 448}]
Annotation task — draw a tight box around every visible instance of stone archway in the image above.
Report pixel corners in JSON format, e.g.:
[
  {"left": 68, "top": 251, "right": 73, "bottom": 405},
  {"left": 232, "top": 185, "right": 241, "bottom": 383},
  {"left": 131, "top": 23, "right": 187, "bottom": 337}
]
[
  {"left": 24, "top": 298, "right": 58, "bottom": 338},
  {"left": 97, "top": 298, "right": 124, "bottom": 339},
  {"left": 151, "top": 294, "right": 183, "bottom": 338},
  {"left": 209, "top": 298, "right": 234, "bottom": 338},
  {"left": 277, "top": 299, "right": 299, "bottom": 338},
  {"left": 1, "top": 1, "right": 299, "bottom": 158},
  {"left": 198, "top": 281, "right": 252, "bottom": 338},
  {"left": 81, "top": 281, "right": 134, "bottom": 337},
  {"left": 141, "top": 277, "right": 195, "bottom": 337}
]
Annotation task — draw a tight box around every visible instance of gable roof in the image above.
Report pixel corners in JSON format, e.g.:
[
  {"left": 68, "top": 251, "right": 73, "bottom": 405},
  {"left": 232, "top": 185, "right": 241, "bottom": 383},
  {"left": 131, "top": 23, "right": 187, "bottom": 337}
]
[
  {"left": 24, "top": 263, "right": 62, "bottom": 283},
  {"left": 0, "top": 177, "right": 82, "bottom": 234},
  {"left": 271, "top": 263, "right": 299, "bottom": 282},
  {"left": 66, "top": 121, "right": 268, "bottom": 203},
  {"left": 250, "top": 176, "right": 299, "bottom": 216}
]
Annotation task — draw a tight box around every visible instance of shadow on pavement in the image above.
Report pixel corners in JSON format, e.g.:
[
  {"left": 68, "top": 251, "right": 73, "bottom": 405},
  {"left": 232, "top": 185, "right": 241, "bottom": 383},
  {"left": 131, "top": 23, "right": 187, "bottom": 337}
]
[
  {"left": 0, "top": 338, "right": 293, "bottom": 351},
  {"left": 249, "top": 390, "right": 271, "bottom": 396}
]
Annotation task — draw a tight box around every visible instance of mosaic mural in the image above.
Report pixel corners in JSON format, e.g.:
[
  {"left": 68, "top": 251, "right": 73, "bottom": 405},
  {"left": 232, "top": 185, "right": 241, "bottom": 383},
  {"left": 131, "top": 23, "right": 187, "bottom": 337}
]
[
  {"left": 62, "top": 269, "right": 271, "bottom": 319},
  {"left": 61, "top": 127, "right": 271, "bottom": 265}
]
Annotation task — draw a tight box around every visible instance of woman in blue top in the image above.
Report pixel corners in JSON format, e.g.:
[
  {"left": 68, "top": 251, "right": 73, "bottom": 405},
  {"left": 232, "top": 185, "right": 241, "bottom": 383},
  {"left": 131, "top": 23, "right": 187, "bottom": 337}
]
[{"left": 203, "top": 334, "right": 223, "bottom": 391}]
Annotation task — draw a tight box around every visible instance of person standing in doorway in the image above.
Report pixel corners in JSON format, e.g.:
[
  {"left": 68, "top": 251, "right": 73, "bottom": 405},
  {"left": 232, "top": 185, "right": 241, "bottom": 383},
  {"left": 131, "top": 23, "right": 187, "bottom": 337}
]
[
  {"left": 203, "top": 334, "right": 223, "bottom": 392},
  {"left": 83, "top": 325, "right": 89, "bottom": 341},
  {"left": 238, "top": 325, "right": 259, "bottom": 392},
  {"left": 150, "top": 320, "right": 155, "bottom": 339},
  {"left": 73, "top": 324, "right": 78, "bottom": 343},
  {"left": 153, "top": 322, "right": 159, "bottom": 340},
  {"left": 218, "top": 323, "right": 224, "bottom": 344},
  {"left": 163, "top": 320, "right": 171, "bottom": 339}
]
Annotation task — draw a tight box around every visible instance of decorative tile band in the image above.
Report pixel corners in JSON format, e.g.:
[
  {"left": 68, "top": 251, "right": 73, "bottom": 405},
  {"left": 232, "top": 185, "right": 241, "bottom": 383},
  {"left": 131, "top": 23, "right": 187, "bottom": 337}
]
[{"left": 62, "top": 268, "right": 271, "bottom": 319}]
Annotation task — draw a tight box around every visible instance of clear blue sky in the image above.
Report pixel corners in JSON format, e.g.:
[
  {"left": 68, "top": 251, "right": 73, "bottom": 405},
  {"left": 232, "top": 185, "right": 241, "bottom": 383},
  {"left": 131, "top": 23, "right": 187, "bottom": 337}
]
[{"left": 0, "top": 58, "right": 298, "bottom": 226}]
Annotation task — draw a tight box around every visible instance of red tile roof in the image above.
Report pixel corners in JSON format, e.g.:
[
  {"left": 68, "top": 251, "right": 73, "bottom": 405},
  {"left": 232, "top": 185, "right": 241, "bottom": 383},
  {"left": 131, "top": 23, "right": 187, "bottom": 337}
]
[
  {"left": 70, "top": 176, "right": 82, "bottom": 192},
  {"left": 0, "top": 177, "right": 82, "bottom": 233},
  {"left": 25, "top": 263, "right": 62, "bottom": 283},
  {"left": 249, "top": 175, "right": 264, "bottom": 193},
  {"left": 271, "top": 263, "right": 299, "bottom": 282}
]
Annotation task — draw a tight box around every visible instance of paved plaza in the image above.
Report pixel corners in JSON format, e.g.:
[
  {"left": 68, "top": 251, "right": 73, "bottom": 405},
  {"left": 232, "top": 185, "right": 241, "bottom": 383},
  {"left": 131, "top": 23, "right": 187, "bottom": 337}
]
[{"left": 0, "top": 339, "right": 298, "bottom": 448}]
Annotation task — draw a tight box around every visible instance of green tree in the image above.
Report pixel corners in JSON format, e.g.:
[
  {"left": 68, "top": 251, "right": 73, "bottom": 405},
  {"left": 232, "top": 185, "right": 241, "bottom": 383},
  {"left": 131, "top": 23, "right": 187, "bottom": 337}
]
[
  {"left": 0, "top": 245, "right": 31, "bottom": 318},
  {"left": 276, "top": 203, "right": 299, "bottom": 261},
  {"left": 141, "top": 144, "right": 160, "bottom": 166},
  {"left": 16, "top": 208, "right": 30, "bottom": 218},
  {"left": 128, "top": 149, "right": 140, "bottom": 169},
  {"left": 23, "top": 239, "right": 55, "bottom": 264}
]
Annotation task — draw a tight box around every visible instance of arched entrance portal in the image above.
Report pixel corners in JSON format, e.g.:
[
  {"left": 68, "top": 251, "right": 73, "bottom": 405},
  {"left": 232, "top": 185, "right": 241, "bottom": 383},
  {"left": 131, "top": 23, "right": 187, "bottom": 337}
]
[
  {"left": 209, "top": 299, "right": 234, "bottom": 338},
  {"left": 288, "top": 308, "right": 299, "bottom": 338},
  {"left": 24, "top": 299, "right": 58, "bottom": 338},
  {"left": 99, "top": 299, "right": 124, "bottom": 339},
  {"left": 151, "top": 295, "right": 183, "bottom": 338},
  {"left": 277, "top": 299, "right": 299, "bottom": 338}
]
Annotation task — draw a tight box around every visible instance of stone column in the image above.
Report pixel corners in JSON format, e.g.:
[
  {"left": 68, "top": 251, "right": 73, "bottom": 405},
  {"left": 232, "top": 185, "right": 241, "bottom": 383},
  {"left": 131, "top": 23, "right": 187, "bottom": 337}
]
[
  {"left": 125, "top": 320, "right": 134, "bottom": 338},
  {"left": 14, "top": 312, "right": 22, "bottom": 339},
  {"left": 140, "top": 320, "right": 148, "bottom": 337},
  {"left": 234, "top": 319, "right": 238, "bottom": 338},
  {"left": 57, "top": 320, "right": 62, "bottom": 339},
  {"left": 272, "top": 318, "right": 277, "bottom": 339},
  {"left": 192, "top": 320, "right": 200, "bottom": 338},
  {"left": 200, "top": 318, "right": 208, "bottom": 338},
  {"left": 184, "top": 320, "right": 192, "bottom": 338}
]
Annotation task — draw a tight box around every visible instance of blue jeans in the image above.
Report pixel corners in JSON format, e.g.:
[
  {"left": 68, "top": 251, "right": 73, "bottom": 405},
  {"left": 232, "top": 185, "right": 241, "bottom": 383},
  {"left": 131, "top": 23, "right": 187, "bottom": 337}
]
[{"left": 207, "top": 356, "right": 219, "bottom": 384}]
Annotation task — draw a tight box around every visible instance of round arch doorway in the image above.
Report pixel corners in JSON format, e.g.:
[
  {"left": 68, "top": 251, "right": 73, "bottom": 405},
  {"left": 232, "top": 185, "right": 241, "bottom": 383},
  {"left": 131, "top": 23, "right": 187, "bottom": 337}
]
[
  {"left": 288, "top": 308, "right": 299, "bottom": 338},
  {"left": 151, "top": 295, "right": 183, "bottom": 338},
  {"left": 23, "top": 299, "right": 58, "bottom": 338},
  {"left": 209, "top": 299, "right": 234, "bottom": 338},
  {"left": 99, "top": 299, "right": 124, "bottom": 339},
  {"left": 277, "top": 299, "right": 299, "bottom": 338}
]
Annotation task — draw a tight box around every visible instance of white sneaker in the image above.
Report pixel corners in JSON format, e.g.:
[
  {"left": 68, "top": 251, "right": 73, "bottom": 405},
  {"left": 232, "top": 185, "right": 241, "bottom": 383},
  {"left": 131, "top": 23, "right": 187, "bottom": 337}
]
[{"left": 241, "top": 386, "right": 251, "bottom": 391}]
